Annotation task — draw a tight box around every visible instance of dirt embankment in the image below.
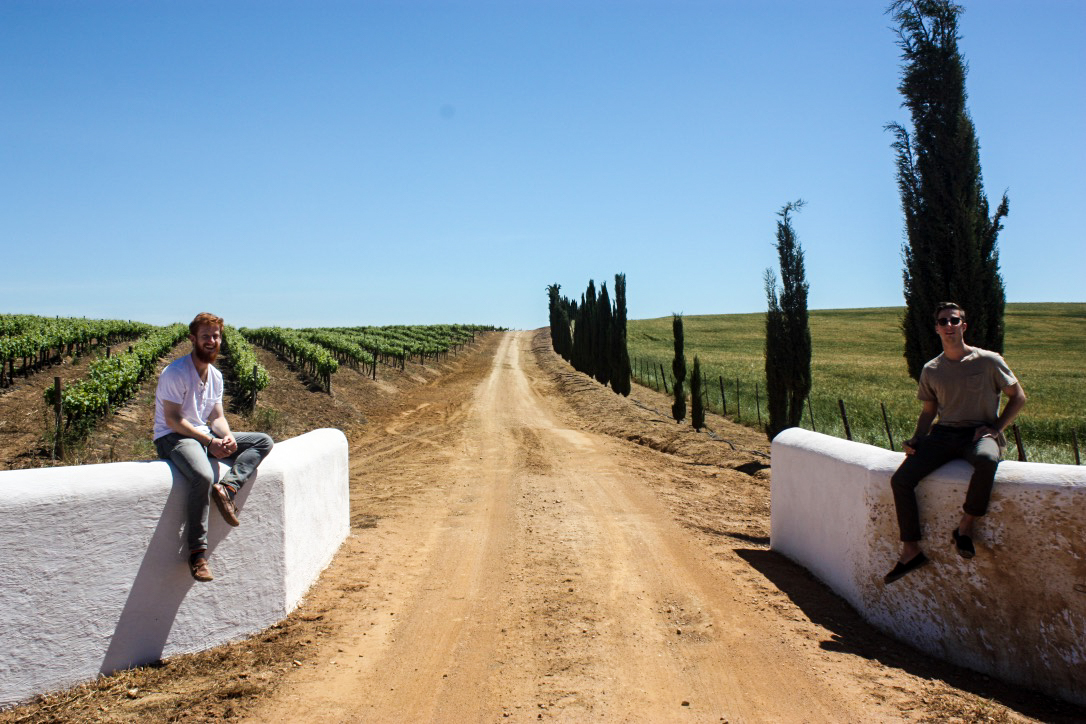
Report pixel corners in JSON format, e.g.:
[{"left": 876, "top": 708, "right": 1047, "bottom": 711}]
[{"left": 1, "top": 330, "right": 1079, "bottom": 723}]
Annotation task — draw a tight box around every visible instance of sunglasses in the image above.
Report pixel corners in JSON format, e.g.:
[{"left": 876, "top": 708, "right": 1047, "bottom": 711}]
[{"left": 937, "top": 317, "right": 963, "bottom": 327}]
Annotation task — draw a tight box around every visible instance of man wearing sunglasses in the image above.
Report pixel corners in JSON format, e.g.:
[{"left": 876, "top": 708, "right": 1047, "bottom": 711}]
[{"left": 884, "top": 302, "right": 1027, "bottom": 584}]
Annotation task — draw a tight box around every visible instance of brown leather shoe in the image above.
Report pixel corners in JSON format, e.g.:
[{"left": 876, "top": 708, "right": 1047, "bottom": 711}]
[
  {"left": 213, "top": 483, "right": 240, "bottom": 527},
  {"left": 190, "top": 556, "right": 213, "bottom": 582}
]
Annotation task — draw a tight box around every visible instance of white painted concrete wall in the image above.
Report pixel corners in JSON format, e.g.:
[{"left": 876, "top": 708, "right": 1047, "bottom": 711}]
[
  {"left": 771, "top": 428, "right": 1086, "bottom": 707},
  {"left": 0, "top": 428, "right": 349, "bottom": 708}
]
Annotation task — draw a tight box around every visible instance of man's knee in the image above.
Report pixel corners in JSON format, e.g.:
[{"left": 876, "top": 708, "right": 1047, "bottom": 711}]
[
  {"left": 185, "top": 464, "right": 215, "bottom": 489},
  {"left": 969, "top": 441, "right": 1000, "bottom": 476},
  {"left": 890, "top": 466, "right": 919, "bottom": 494},
  {"left": 169, "top": 439, "right": 215, "bottom": 486},
  {"left": 244, "top": 432, "right": 274, "bottom": 458}
]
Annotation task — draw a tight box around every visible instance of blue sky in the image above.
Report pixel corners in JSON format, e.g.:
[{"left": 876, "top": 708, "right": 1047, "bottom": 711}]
[{"left": 2, "top": 1, "right": 1083, "bottom": 330}]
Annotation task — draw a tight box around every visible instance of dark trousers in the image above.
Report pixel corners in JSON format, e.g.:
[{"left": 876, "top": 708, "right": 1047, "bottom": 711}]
[{"left": 890, "top": 425, "right": 1000, "bottom": 542}]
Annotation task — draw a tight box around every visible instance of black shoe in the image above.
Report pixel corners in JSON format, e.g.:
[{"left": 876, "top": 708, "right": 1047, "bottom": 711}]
[
  {"left": 884, "top": 552, "right": 930, "bottom": 584},
  {"left": 952, "top": 529, "right": 975, "bottom": 559}
]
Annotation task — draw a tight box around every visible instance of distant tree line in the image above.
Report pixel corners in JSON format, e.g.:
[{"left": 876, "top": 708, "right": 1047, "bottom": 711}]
[{"left": 546, "top": 274, "right": 631, "bottom": 396}]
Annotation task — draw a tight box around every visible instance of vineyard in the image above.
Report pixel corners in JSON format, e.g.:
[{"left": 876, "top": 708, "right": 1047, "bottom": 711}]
[
  {"left": 0, "top": 314, "right": 496, "bottom": 463},
  {"left": 0, "top": 315, "right": 149, "bottom": 388}
]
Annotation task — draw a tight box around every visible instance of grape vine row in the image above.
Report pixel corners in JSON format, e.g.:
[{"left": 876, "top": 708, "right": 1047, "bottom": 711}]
[
  {"left": 45, "top": 324, "right": 189, "bottom": 431},
  {"left": 1, "top": 314, "right": 150, "bottom": 387},
  {"left": 240, "top": 327, "right": 339, "bottom": 392},
  {"left": 221, "top": 326, "right": 270, "bottom": 405}
]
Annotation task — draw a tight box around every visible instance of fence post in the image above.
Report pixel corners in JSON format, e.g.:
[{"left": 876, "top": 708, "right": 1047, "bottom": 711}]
[
  {"left": 735, "top": 377, "right": 741, "bottom": 422},
  {"left": 1073, "top": 429, "right": 1081, "bottom": 465},
  {"left": 838, "top": 399, "right": 852, "bottom": 441},
  {"left": 702, "top": 370, "right": 709, "bottom": 414},
  {"left": 372, "top": 349, "right": 378, "bottom": 380},
  {"left": 755, "top": 383, "right": 762, "bottom": 429},
  {"left": 660, "top": 364, "right": 669, "bottom": 395},
  {"left": 1012, "top": 424, "right": 1026, "bottom": 462},
  {"left": 880, "top": 402, "right": 895, "bottom": 451},
  {"left": 719, "top": 376, "right": 727, "bottom": 417},
  {"left": 807, "top": 396, "right": 816, "bottom": 432},
  {"left": 54, "top": 376, "right": 63, "bottom": 459}
]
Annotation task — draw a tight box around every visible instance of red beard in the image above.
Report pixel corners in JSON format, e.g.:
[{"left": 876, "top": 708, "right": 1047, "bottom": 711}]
[{"left": 193, "top": 344, "right": 219, "bottom": 365}]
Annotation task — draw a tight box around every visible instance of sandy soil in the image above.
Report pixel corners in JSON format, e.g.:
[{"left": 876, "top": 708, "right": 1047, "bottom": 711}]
[{"left": 1, "top": 330, "right": 1079, "bottom": 723}]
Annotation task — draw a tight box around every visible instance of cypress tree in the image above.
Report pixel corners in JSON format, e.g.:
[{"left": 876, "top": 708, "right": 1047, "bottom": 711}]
[
  {"left": 583, "top": 280, "right": 598, "bottom": 380},
  {"left": 764, "top": 200, "right": 812, "bottom": 440},
  {"left": 546, "top": 284, "right": 564, "bottom": 355},
  {"left": 572, "top": 293, "right": 588, "bottom": 374},
  {"left": 610, "top": 273, "right": 632, "bottom": 396},
  {"left": 671, "top": 314, "right": 686, "bottom": 423},
  {"left": 595, "top": 283, "right": 613, "bottom": 386},
  {"left": 554, "top": 303, "right": 573, "bottom": 361},
  {"left": 690, "top": 355, "right": 705, "bottom": 431},
  {"left": 887, "top": 0, "right": 1009, "bottom": 380}
]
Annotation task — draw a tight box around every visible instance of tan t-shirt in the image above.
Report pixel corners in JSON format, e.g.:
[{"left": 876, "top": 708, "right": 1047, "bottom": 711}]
[{"left": 917, "top": 347, "right": 1018, "bottom": 430}]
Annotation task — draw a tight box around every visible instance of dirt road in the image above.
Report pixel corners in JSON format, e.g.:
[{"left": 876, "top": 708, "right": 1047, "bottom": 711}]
[
  {"left": 247, "top": 332, "right": 873, "bottom": 722},
  {"left": 3, "top": 330, "right": 1066, "bottom": 723}
]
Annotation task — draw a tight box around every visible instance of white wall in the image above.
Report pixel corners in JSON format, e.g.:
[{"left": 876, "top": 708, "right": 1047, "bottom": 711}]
[
  {"left": 771, "top": 428, "right": 1086, "bottom": 707},
  {"left": 0, "top": 428, "right": 349, "bottom": 708}
]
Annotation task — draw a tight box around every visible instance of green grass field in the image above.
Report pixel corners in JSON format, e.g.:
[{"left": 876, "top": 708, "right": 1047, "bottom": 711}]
[{"left": 627, "top": 303, "right": 1086, "bottom": 464}]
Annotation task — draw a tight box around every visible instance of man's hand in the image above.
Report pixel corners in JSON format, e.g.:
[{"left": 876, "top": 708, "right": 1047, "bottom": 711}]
[
  {"left": 208, "top": 435, "right": 237, "bottom": 459},
  {"left": 208, "top": 438, "right": 228, "bottom": 458},
  {"left": 903, "top": 438, "right": 918, "bottom": 456}
]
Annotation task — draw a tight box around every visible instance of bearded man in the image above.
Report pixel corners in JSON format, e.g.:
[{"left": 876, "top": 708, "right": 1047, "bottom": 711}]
[{"left": 153, "top": 312, "right": 273, "bottom": 582}]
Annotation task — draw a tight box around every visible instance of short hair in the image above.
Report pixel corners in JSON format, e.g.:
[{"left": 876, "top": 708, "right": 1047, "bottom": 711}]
[
  {"left": 189, "top": 312, "right": 224, "bottom": 337},
  {"left": 933, "top": 302, "right": 965, "bottom": 322}
]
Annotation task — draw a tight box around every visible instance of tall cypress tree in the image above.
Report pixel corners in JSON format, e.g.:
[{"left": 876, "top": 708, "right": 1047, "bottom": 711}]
[
  {"left": 764, "top": 269, "right": 788, "bottom": 438},
  {"left": 887, "top": 0, "right": 1009, "bottom": 380},
  {"left": 690, "top": 355, "right": 704, "bottom": 431},
  {"left": 546, "top": 284, "right": 564, "bottom": 355},
  {"left": 554, "top": 301, "right": 573, "bottom": 361},
  {"left": 595, "top": 283, "right": 613, "bottom": 386},
  {"left": 671, "top": 314, "right": 686, "bottom": 423},
  {"left": 572, "top": 292, "right": 588, "bottom": 374},
  {"left": 583, "top": 280, "right": 598, "bottom": 380},
  {"left": 764, "top": 200, "right": 812, "bottom": 440},
  {"left": 611, "top": 273, "right": 632, "bottom": 396}
]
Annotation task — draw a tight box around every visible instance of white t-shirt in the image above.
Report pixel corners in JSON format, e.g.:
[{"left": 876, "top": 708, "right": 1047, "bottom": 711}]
[{"left": 153, "top": 355, "right": 224, "bottom": 441}]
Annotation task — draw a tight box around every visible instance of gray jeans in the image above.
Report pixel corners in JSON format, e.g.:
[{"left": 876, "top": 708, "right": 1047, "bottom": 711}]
[{"left": 154, "top": 431, "right": 274, "bottom": 552}]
